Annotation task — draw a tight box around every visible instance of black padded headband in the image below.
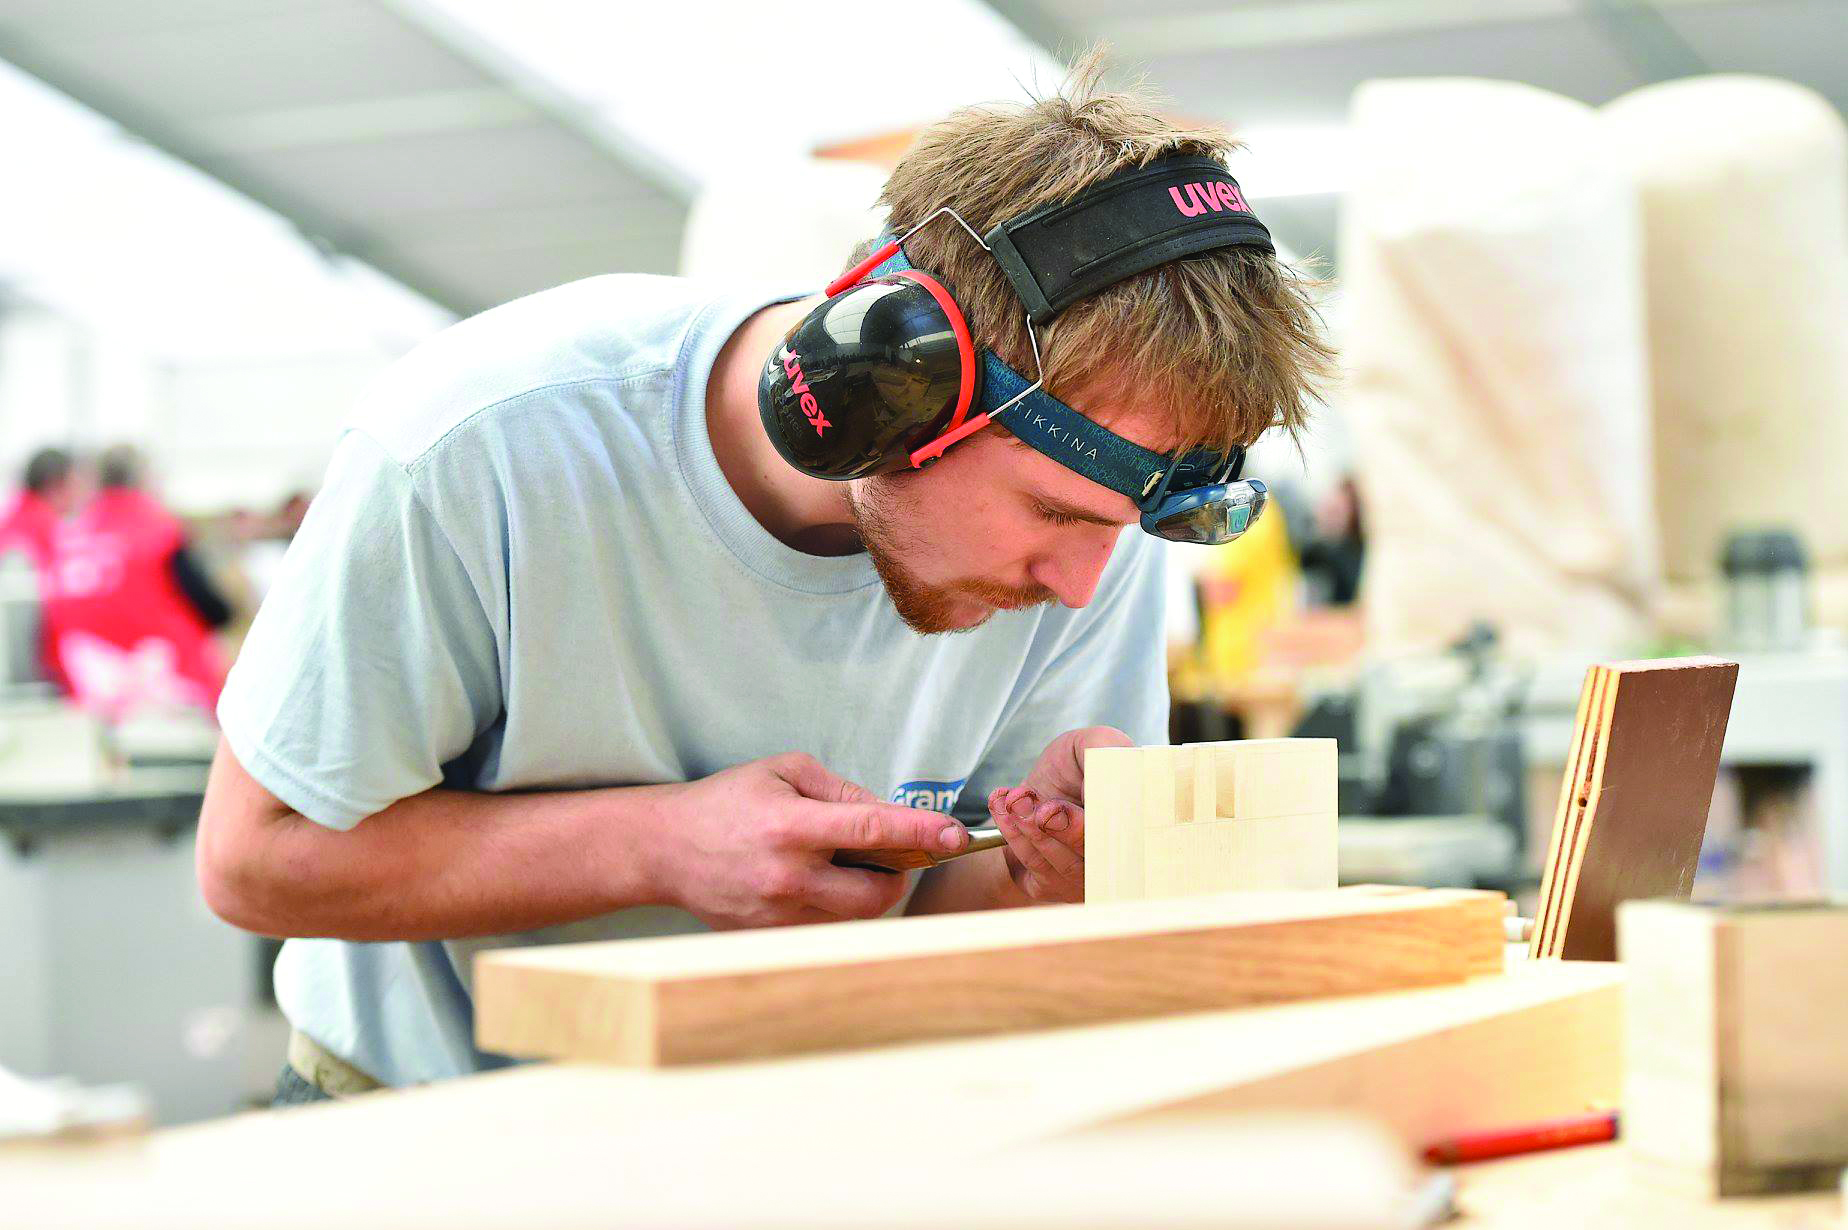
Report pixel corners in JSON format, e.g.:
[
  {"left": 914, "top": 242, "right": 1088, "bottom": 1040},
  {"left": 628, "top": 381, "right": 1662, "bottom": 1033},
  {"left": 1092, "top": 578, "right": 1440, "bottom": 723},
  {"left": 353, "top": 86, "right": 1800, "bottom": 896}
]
[{"left": 982, "top": 155, "right": 1274, "bottom": 325}]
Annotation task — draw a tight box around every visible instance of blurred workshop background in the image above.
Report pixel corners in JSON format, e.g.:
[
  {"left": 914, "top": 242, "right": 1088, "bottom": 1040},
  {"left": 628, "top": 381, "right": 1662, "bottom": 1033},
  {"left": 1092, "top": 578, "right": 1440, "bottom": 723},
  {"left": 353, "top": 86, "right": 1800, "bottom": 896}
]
[{"left": 1, "top": 0, "right": 1844, "bottom": 1126}]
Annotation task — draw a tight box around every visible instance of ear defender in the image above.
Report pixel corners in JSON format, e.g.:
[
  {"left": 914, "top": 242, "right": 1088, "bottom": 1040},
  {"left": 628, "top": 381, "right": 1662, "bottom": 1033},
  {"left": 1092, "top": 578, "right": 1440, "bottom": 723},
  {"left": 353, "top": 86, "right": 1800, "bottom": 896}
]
[
  {"left": 754, "top": 159, "right": 1282, "bottom": 543},
  {"left": 757, "top": 268, "right": 978, "bottom": 481}
]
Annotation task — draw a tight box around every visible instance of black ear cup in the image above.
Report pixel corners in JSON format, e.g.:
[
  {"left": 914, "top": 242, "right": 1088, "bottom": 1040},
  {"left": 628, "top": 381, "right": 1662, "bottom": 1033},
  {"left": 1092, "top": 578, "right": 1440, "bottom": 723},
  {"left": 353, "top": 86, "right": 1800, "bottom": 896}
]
[{"left": 757, "top": 277, "right": 975, "bottom": 481}]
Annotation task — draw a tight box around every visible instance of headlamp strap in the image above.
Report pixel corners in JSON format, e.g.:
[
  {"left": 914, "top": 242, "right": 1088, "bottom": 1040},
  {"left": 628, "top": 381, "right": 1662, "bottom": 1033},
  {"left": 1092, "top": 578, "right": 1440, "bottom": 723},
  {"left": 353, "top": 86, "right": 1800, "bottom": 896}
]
[
  {"left": 868, "top": 234, "right": 1235, "bottom": 509},
  {"left": 981, "top": 354, "right": 1172, "bottom": 505}
]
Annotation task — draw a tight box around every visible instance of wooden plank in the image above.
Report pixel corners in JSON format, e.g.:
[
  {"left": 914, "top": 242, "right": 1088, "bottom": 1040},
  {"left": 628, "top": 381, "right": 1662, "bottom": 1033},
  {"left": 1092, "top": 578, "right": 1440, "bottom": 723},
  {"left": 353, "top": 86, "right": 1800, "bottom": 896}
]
[
  {"left": 1085, "top": 739, "right": 1337, "bottom": 903},
  {"left": 1530, "top": 657, "right": 1738, "bottom": 960},
  {"left": 1620, "top": 900, "right": 1848, "bottom": 1197},
  {"left": 0, "top": 1102, "right": 1419, "bottom": 1230},
  {"left": 0, "top": 962, "right": 1623, "bottom": 1230},
  {"left": 1097, "top": 960, "right": 1625, "bottom": 1149},
  {"left": 475, "top": 886, "right": 1504, "bottom": 1065},
  {"left": 442, "top": 965, "right": 1621, "bottom": 1153}
]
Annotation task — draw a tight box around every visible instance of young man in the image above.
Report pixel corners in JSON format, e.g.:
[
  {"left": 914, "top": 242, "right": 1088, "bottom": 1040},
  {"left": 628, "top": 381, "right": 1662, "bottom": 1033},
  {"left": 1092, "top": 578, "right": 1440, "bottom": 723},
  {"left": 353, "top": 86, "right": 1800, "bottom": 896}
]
[{"left": 197, "top": 72, "right": 1333, "bottom": 1100}]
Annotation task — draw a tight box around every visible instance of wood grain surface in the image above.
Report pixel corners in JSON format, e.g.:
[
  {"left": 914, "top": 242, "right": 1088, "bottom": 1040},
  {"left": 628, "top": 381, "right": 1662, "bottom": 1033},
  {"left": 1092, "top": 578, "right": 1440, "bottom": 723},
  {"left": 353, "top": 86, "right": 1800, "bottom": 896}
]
[{"left": 475, "top": 885, "right": 1504, "bottom": 1065}]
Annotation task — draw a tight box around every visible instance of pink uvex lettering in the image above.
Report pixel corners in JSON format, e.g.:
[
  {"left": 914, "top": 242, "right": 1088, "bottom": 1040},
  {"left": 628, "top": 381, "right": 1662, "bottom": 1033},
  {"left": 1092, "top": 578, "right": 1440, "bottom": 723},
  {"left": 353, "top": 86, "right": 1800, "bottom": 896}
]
[{"left": 1169, "top": 180, "right": 1250, "bottom": 217}]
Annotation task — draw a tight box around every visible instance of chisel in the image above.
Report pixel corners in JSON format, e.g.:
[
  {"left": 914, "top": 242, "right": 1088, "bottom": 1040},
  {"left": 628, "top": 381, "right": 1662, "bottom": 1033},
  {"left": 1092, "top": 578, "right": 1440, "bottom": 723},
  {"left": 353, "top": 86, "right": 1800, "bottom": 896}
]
[{"left": 832, "top": 822, "right": 1007, "bottom": 873}]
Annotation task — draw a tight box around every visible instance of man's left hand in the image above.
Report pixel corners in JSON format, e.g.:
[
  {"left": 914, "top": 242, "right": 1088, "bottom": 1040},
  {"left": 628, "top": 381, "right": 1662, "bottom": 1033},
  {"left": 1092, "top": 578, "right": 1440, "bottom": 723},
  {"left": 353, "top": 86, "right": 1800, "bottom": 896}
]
[{"left": 987, "top": 725, "right": 1134, "bottom": 904}]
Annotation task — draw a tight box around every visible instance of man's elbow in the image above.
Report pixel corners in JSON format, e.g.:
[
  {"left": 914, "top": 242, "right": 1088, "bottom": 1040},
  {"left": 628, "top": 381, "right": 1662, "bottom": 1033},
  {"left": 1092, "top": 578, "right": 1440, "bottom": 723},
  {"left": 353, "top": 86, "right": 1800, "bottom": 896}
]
[
  {"left": 196, "top": 745, "right": 297, "bottom": 936},
  {"left": 195, "top": 809, "right": 281, "bottom": 936}
]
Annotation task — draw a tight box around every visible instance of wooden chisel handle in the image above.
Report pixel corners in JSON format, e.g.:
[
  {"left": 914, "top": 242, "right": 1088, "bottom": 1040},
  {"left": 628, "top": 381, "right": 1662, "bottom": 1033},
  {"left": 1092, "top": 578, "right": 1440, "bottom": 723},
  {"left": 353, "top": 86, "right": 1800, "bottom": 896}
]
[{"left": 831, "top": 824, "right": 1007, "bottom": 874}]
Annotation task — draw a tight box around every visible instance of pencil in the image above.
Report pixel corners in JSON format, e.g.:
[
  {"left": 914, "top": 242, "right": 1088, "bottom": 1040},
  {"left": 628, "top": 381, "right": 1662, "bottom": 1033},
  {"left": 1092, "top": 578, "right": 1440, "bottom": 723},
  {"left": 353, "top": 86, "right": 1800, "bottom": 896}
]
[{"left": 1423, "top": 1109, "right": 1619, "bottom": 1165}]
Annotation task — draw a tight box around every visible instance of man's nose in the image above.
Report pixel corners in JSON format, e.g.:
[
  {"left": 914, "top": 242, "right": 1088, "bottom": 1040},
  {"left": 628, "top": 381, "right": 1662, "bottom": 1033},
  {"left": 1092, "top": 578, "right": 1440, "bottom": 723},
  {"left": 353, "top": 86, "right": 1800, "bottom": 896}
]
[{"left": 1028, "top": 533, "right": 1120, "bottom": 609}]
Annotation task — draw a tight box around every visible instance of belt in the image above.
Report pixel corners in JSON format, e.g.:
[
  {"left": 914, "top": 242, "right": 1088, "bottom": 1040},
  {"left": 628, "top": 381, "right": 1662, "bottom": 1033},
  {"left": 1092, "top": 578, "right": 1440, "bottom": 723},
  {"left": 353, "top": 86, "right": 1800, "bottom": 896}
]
[{"left": 287, "top": 1030, "right": 384, "bottom": 1098}]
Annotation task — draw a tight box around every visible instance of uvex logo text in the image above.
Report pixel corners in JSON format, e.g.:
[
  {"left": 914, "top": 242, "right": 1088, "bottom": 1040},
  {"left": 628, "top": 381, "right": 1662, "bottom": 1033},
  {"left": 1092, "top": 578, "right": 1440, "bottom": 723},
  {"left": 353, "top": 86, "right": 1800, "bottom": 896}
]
[
  {"left": 782, "top": 350, "right": 829, "bottom": 436},
  {"left": 1169, "top": 180, "right": 1251, "bottom": 218}
]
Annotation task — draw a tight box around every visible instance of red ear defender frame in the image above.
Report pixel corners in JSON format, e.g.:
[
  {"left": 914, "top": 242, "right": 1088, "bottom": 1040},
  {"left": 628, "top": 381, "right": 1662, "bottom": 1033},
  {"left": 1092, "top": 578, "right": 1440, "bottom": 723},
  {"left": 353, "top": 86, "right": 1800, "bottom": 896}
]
[
  {"left": 755, "top": 258, "right": 979, "bottom": 482},
  {"left": 757, "top": 155, "right": 1275, "bottom": 489}
]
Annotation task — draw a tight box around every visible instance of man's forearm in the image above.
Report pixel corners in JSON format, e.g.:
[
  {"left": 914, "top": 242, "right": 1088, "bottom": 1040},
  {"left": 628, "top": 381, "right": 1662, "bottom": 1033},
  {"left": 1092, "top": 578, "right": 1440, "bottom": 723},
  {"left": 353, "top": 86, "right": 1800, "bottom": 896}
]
[
  {"left": 905, "top": 848, "right": 1033, "bottom": 915},
  {"left": 200, "top": 747, "right": 671, "bottom": 942}
]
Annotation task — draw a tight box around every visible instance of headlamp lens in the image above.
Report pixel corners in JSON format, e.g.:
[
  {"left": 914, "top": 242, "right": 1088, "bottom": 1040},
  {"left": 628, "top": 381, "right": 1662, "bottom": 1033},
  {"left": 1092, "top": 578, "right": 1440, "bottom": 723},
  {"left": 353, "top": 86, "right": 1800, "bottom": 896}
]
[{"left": 1140, "top": 479, "right": 1267, "bottom": 545}]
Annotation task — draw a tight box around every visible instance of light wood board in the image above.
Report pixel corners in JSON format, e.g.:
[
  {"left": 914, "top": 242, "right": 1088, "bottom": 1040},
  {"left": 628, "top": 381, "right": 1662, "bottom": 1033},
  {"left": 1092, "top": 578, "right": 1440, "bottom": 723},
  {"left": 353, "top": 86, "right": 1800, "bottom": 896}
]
[
  {"left": 1620, "top": 899, "right": 1848, "bottom": 1196},
  {"left": 1, "top": 1114, "right": 1418, "bottom": 1230},
  {"left": 475, "top": 885, "right": 1504, "bottom": 1065},
  {"left": 1085, "top": 739, "right": 1337, "bottom": 903},
  {"left": 2, "top": 962, "right": 1623, "bottom": 1230},
  {"left": 1531, "top": 657, "right": 1738, "bottom": 960}
]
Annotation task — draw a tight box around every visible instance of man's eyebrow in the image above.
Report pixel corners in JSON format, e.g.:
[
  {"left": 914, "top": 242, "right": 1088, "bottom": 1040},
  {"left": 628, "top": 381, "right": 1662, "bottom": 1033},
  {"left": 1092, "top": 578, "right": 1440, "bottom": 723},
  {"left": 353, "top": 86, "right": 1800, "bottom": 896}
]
[{"left": 1034, "top": 495, "right": 1132, "bottom": 527}]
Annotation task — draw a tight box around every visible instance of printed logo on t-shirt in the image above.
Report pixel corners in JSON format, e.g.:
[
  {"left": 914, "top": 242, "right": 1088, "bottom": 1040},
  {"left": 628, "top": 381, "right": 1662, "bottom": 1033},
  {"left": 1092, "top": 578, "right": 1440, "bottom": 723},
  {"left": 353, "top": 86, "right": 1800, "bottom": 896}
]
[{"left": 890, "top": 776, "right": 968, "bottom": 813}]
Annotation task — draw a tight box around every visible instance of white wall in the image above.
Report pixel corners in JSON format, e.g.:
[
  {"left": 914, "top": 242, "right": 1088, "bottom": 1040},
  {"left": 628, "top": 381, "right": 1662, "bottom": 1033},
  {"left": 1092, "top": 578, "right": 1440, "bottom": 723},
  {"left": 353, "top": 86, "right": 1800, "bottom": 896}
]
[
  {"left": 0, "top": 302, "right": 399, "bottom": 514},
  {"left": 152, "top": 353, "right": 392, "bottom": 512}
]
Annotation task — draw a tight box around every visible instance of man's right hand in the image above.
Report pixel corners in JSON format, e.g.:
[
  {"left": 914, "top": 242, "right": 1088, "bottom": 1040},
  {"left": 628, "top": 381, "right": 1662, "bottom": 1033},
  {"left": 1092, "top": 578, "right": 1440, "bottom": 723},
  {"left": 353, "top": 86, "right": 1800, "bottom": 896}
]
[{"left": 641, "top": 753, "right": 969, "bottom": 930}]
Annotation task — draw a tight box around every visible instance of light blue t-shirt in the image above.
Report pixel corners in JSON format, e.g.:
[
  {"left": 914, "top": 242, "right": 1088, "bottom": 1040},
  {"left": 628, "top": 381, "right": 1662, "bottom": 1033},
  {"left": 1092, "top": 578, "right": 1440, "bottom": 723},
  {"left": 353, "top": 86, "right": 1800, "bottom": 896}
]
[{"left": 218, "top": 274, "right": 1169, "bottom": 1086}]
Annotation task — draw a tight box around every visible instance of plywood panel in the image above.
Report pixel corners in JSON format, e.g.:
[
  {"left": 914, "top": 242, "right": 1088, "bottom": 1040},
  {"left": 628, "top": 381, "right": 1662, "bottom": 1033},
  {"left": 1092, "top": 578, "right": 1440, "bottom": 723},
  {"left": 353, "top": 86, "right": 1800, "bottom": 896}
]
[{"left": 1531, "top": 657, "right": 1738, "bottom": 960}]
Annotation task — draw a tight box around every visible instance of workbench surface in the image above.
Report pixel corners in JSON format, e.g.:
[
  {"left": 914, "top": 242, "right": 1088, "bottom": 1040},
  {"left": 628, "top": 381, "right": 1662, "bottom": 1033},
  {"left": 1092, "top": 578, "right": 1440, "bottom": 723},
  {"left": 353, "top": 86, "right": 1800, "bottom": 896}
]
[
  {"left": 0, "top": 765, "right": 207, "bottom": 845},
  {"left": 5, "top": 1071, "right": 1839, "bottom": 1229},
  {"left": 1458, "top": 1143, "right": 1839, "bottom": 1227}
]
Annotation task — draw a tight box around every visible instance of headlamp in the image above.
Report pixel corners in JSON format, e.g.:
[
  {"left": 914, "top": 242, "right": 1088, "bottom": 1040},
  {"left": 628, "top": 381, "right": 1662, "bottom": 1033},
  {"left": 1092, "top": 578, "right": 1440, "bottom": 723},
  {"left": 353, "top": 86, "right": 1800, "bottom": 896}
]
[{"left": 1136, "top": 446, "right": 1269, "bottom": 546}]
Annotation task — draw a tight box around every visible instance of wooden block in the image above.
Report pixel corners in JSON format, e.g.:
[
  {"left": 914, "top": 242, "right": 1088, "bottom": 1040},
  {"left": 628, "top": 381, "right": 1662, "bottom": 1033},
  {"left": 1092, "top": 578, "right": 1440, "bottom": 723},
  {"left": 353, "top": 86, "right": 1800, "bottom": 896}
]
[
  {"left": 1530, "top": 657, "right": 1739, "bottom": 960},
  {"left": 1620, "top": 900, "right": 1848, "bottom": 1196},
  {"left": 1191, "top": 738, "right": 1339, "bottom": 821},
  {"left": 1086, "top": 739, "right": 1338, "bottom": 903},
  {"left": 1143, "top": 813, "right": 1336, "bottom": 894},
  {"left": 475, "top": 886, "right": 1505, "bottom": 1066}
]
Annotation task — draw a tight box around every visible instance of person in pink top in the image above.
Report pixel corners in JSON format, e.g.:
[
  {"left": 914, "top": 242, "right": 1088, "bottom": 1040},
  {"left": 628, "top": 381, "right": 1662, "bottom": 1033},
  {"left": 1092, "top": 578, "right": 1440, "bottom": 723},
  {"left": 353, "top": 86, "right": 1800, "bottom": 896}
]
[
  {"left": 41, "top": 446, "right": 233, "bottom": 719},
  {"left": 0, "top": 448, "right": 82, "bottom": 570},
  {"left": 1, "top": 448, "right": 88, "bottom": 688}
]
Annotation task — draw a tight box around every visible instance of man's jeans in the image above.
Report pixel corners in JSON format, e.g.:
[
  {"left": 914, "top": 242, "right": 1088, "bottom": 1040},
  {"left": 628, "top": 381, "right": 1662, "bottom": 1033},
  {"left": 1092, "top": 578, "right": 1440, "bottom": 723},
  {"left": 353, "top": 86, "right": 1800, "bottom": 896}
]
[{"left": 271, "top": 1064, "right": 334, "bottom": 1108}]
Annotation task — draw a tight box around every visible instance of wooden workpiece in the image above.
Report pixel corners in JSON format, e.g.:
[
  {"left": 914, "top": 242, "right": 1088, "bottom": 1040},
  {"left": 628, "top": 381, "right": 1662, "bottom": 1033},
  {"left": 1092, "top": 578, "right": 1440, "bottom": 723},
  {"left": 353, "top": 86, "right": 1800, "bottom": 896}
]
[
  {"left": 1085, "top": 738, "right": 1337, "bottom": 903},
  {"left": 1620, "top": 900, "right": 1848, "bottom": 1197},
  {"left": 5, "top": 961, "right": 1626, "bottom": 1229},
  {"left": 475, "top": 885, "right": 1503, "bottom": 1065},
  {"left": 1531, "top": 656, "right": 1739, "bottom": 960}
]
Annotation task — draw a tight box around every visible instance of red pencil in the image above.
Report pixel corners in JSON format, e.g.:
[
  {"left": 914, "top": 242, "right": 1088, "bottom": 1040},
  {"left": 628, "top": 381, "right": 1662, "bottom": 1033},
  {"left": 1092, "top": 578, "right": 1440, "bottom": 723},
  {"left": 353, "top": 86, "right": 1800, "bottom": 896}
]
[{"left": 1422, "top": 1110, "right": 1619, "bottom": 1165}]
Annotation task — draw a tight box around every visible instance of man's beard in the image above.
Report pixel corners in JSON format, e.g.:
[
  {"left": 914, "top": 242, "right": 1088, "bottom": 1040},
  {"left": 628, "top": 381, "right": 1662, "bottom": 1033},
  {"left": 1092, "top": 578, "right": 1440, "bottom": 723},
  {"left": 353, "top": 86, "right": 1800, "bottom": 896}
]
[{"left": 848, "top": 479, "right": 1057, "bottom": 635}]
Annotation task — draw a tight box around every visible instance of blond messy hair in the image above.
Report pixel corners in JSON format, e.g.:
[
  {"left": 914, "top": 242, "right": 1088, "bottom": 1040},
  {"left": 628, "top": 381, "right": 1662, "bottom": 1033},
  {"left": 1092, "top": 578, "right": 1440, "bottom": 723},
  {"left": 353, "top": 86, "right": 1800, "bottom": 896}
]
[{"left": 874, "top": 53, "right": 1334, "bottom": 456}]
